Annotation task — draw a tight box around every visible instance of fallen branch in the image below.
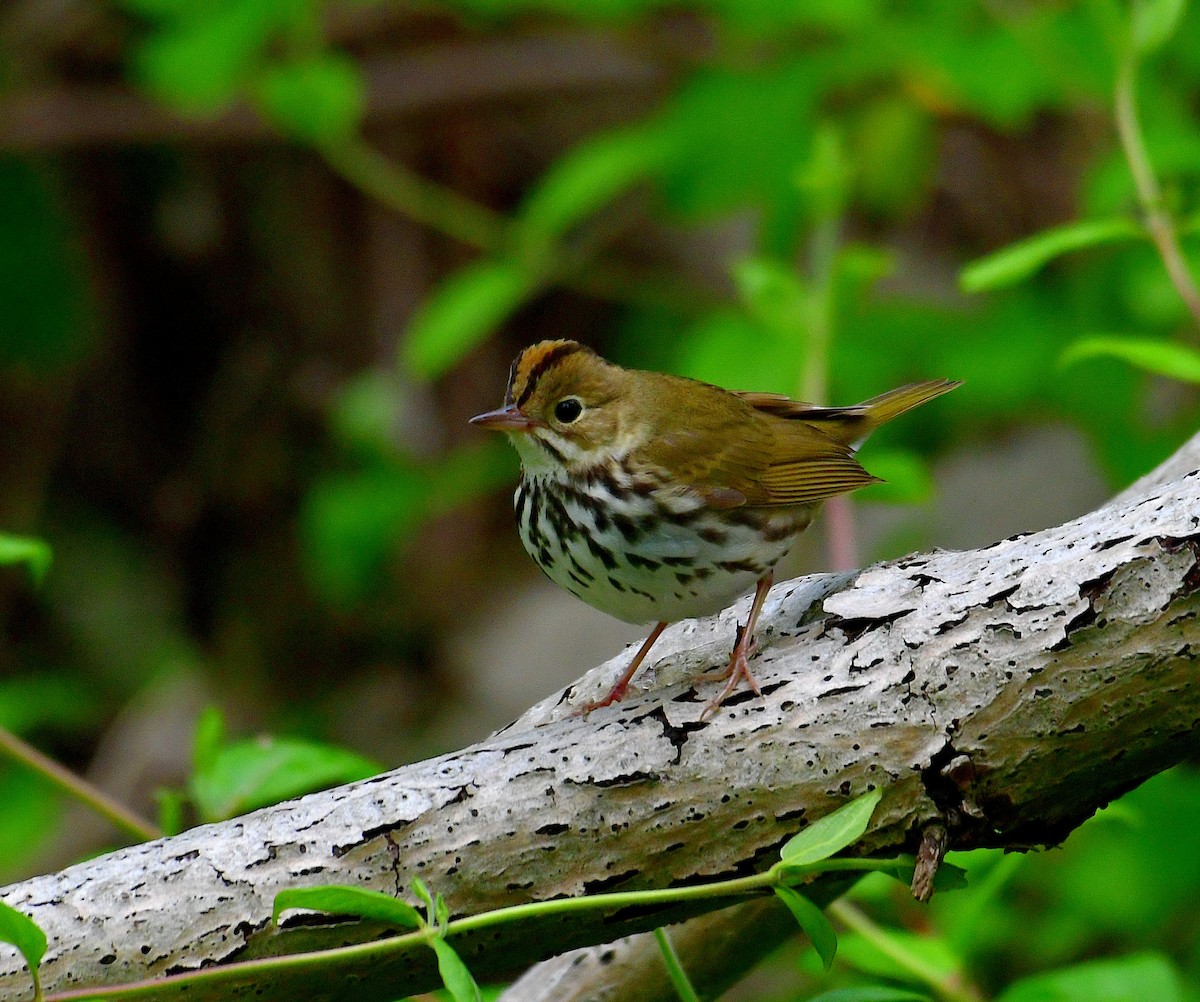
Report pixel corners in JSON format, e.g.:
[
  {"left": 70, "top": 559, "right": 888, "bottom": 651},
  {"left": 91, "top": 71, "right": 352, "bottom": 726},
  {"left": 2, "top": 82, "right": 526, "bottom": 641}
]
[{"left": 2, "top": 434, "right": 1198, "bottom": 1002}]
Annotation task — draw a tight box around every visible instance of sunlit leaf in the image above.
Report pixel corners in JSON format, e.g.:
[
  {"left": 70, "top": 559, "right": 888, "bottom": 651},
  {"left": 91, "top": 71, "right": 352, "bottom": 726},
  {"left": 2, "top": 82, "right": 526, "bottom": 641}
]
[
  {"left": 519, "top": 125, "right": 672, "bottom": 241},
  {"left": 959, "top": 218, "right": 1142, "bottom": 293},
  {"left": 256, "top": 53, "right": 365, "bottom": 144},
  {"left": 272, "top": 885, "right": 422, "bottom": 929},
  {"left": 774, "top": 886, "right": 837, "bottom": 971},
  {"left": 997, "top": 952, "right": 1182, "bottom": 1002},
  {"left": 1059, "top": 336, "right": 1200, "bottom": 383},
  {"left": 0, "top": 900, "right": 46, "bottom": 994},
  {"left": 0, "top": 533, "right": 52, "bottom": 585},
  {"left": 1131, "top": 0, "right": 1186, "bottom": 55},
  {"left": 431, "top": 936, "right": 482, "bottom": 1002},
  {"left": 190, "top": 735, "right": 380, "bottom": 822},
  {"left": 403, "top": 259, "right": 536, "bottom": 380},
  {"left": 780, "top": 788, "right": 882, "bottom": 865},
  {"left": 134, "top": 1, "right": 278, "bottom": 114}
]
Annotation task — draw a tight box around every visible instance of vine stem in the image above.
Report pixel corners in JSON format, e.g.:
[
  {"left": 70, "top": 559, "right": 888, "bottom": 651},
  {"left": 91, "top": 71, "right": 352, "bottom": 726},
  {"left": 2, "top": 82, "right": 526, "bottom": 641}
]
[
  {"left": 829, "top": 899, "right": 982, "bottom": 1002},
  {"left": 0, "top": 726, "right": 160, "bottom": 844},
  {"left": 653, "top": 927, "right": 701, "bottom": 1002},
  {"left": 1114, "top": 53, "right": 1200, "bottom": 331}
]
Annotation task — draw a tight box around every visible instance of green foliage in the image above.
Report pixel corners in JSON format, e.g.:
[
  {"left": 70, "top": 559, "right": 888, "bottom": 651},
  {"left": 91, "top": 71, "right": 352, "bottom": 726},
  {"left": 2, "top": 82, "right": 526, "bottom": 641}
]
[
  {"left": 959, "top": 219, "right": 1145, "bottom": 293},
  {"left": 807, "top": 990, "right": 931, "bottom": 1002},
  {"left": 402, "top": 260, "right": 537, "bottom": 380},
  {"left": 0, "top": 159, "right": 91, "bottom": 372},
  {"left": 996, "top": 953, "right": 1182, "bottom": 1002},
  {"left": 0, "top": 900, "right": 46, "bottom": 1000},
  {"left": 273, "top": 886, "right": 422, "bottom": 929},
  {"left": 185, "top": 707, "right": 380, "bottom": 822},
  {"left": 255, "top": 53, "right": 365, "bottom": 144},
  {"left": 779, "top": 788, "right": 881, "bottom": 868},
  {"left": 0, "top": 534, "right": 52, "bottom": 586},
  {"left": 1060, "top": 335, "right": 1200, "bottom": 383},
  {"left": 775, "top": 885, "right": 839, "bottom": 972}
]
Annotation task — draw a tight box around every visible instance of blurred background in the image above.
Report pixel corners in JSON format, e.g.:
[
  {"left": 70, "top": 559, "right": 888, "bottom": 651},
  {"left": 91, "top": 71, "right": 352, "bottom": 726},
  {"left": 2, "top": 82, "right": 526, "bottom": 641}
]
[{"left": 2, "top": 1, "right": 1199, "bottom": 998}]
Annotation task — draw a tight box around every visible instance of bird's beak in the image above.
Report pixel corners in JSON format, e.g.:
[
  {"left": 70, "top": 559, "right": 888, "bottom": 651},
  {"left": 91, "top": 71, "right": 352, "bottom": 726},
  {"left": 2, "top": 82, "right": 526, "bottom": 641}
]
[{"left": 469, "top": 403, "right": 539, "bottom": 432}]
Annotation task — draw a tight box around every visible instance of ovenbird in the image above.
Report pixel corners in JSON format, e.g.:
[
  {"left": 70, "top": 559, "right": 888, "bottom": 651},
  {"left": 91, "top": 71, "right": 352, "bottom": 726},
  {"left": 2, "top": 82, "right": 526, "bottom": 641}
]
[{"left": 471, "top": 340, "right": 958, "bottom": 716}]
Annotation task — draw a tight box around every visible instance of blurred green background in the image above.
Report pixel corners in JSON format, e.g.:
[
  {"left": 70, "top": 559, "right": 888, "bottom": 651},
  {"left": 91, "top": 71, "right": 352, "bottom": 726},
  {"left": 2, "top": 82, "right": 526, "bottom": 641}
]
[{"left": 1, "top": 0, "right": 1199, "bottom": 999}]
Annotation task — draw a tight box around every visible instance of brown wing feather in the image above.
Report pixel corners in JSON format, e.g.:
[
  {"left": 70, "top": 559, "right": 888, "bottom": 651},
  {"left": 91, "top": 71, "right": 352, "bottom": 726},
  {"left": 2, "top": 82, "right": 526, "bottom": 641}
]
[{"left": 631, "top": 374, "right": 879, "bottom": 509}]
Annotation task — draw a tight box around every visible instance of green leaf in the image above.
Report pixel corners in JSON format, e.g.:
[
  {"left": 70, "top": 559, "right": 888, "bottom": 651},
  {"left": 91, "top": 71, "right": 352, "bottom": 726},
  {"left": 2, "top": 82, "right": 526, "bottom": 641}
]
[
  {"left": 191, "top": 705, "right": 225, "bottom": 776},
  {"left": 774, "top": 886, "right": 837, "bottom": 971},
  {"left": 431, "top": 936, "right": 482, "bottom": 1002},
  {"left": 1131, "top": 0, "right": 1186, "bottom": 55},
  {"left": 272, "top": 885, "right": 422, "bottom": 929},
  {"left": 518, "top": 125, "right": 672, "bottom": 242},
  {"left": 996, "top": 952, "right": 1182, "bottom": 1002},
  {"left": 134, "top": 0, "right": 278, "bottom": 114},
  {"left": 806, "top": 988, "right": 932, "bottom": 1002},
  {"left": 780, "top": 788, "right": 882, "bottom": 866},
  {"left": 154, "top": 788, "right": 187, "bottom": 837},
  {"left": 256, "top": 52, "right": 365, "bottom": 144},
  {"left": 959, "top": 218, "right": 1142, "bottom": 293},
  {"left": 837, "top": 929, "right": 962, "bottom": 985},
  {"left": 0, "top": 533, "right": 52, "bottom": 585},
  {"left": 733, "top": 257, "right": 811, "bottom": 338},
  {"left": 0, "top": 900, "right": 47, "bottom": 995},
  {"left": 403, "top": 259, "right": 536, "bottom": 380},
  {"left": 795, "top": 122, "right": 851, "bottom": 221},
  {"left": 189, "top": 734, "right": 380, "bottom": 822},
  {"left": 1059, "top": 336, "right": 1200, "bottom": 383}
]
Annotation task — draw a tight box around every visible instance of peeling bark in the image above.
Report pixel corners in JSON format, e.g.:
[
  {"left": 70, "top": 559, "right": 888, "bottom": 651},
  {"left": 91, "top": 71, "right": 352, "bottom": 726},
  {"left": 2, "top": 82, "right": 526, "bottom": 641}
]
[{"left": 2, "top": 436, "right": 1199, "bottom": 1002}]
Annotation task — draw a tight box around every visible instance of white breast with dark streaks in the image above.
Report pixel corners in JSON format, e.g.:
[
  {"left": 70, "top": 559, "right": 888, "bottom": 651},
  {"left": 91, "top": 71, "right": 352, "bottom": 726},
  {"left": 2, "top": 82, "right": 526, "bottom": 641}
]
[{"left": 514, "top": 464, "right": 809, "bottom": 625}]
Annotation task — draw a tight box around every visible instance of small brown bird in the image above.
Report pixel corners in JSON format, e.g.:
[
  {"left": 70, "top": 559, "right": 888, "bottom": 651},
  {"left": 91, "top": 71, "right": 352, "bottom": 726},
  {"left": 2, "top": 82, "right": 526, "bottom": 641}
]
[{"left": 471, "top": 340, "right": 958, "bottom": 716}]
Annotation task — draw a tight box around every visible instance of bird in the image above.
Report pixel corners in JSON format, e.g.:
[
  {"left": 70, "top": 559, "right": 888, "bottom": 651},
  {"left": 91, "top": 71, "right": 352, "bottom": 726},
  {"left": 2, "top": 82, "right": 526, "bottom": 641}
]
[{"left": 470, "top": 339, "right": 958, "bottom": 717}]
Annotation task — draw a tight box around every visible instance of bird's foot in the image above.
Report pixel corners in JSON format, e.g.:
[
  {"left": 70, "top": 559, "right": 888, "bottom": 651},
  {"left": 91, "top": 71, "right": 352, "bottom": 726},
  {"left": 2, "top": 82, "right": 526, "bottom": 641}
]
[{"left": 697, "top": 620, "right": 761, "bottom": 719}]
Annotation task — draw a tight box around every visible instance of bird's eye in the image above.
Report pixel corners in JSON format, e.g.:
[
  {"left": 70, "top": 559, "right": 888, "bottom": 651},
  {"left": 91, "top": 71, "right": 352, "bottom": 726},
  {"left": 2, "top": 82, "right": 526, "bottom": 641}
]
[{"left": 554, "top": 398, "right": 583, "bottom": 424}]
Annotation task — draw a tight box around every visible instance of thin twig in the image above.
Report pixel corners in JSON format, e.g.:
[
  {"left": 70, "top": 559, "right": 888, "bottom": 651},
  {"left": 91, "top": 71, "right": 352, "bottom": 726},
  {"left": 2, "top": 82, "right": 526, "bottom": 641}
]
[
  {"left": 0, "top": 726, "right": 161, "bottom": 844},
  {"left": 1114, "top": 55, "right": 1200, "bottom": 332}
]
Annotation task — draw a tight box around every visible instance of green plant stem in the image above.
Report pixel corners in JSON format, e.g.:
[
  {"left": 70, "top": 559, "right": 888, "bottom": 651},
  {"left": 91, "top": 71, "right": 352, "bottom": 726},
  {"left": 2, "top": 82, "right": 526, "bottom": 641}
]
[
  {"left": 829, "top": 900, "right": 980, "bottom": 1002},
  {"left": 39, "top": 856, "right": 906, "bottom": 1001},
  {"left": 802, "top": 209, "right": 860, "bottom": 572},
  {"left": 319, "top": 135, "right": 713, "bottom": 316},
  {"left": 0, "top": 726, "right": 161, "bottom": 844},
  {"left": 1114, "top": 54, "right": 1200, "bottom": 331},
  {"left": 654, "top": 927, "right": 701, "bottom": 1002},
  {"left": 321, "top": 136, "right": 508, "bottom": 251}
]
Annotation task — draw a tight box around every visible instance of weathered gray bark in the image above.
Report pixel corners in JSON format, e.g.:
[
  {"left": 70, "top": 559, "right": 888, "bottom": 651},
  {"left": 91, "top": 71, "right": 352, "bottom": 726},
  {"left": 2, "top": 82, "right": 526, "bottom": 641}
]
[{"left": 2, "top": 435, "right": 1198, "bottom": 1002}]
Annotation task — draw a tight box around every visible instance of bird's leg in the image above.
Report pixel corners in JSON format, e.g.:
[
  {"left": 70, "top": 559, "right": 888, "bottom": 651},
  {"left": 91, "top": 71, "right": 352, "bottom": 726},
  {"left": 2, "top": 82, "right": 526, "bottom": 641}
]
[
  {"left": 577, "top": 621, "right": 669, "bottom": 715},
  {"left": 700, "top": 573, "right": 774, "bottom": 719}
]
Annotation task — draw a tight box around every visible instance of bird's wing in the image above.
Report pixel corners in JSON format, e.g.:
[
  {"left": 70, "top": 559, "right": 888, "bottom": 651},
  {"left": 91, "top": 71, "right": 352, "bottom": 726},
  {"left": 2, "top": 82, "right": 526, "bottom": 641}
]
[{"left": 635, "top": 386, "right": 878, "bottom": 509}]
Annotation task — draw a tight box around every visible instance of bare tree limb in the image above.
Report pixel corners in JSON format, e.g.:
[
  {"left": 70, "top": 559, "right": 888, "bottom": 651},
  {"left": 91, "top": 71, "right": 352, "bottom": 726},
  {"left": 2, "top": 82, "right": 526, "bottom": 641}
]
[
  {"left": 0, "top": 34, "right": 660, "bottom": 151},
  {"left": 1, "top": 434, "right": 1198, "bottom": 1002}
]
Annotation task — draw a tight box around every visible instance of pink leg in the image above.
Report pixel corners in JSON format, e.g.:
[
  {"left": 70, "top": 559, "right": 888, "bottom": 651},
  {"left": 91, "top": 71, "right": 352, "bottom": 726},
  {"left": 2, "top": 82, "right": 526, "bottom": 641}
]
[
  {"left": 578, "top": 621, "right": 669, "bottom": 715},
  {"left": 700, "top": 573, "right": 774, "bottom": 719}
]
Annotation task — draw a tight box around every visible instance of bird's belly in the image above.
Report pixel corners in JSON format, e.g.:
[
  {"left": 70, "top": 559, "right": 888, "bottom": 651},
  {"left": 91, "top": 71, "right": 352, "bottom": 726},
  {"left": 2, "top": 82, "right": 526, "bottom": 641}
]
[{"left": 515, "top": 475, "right": 807, "bottom": 625}]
